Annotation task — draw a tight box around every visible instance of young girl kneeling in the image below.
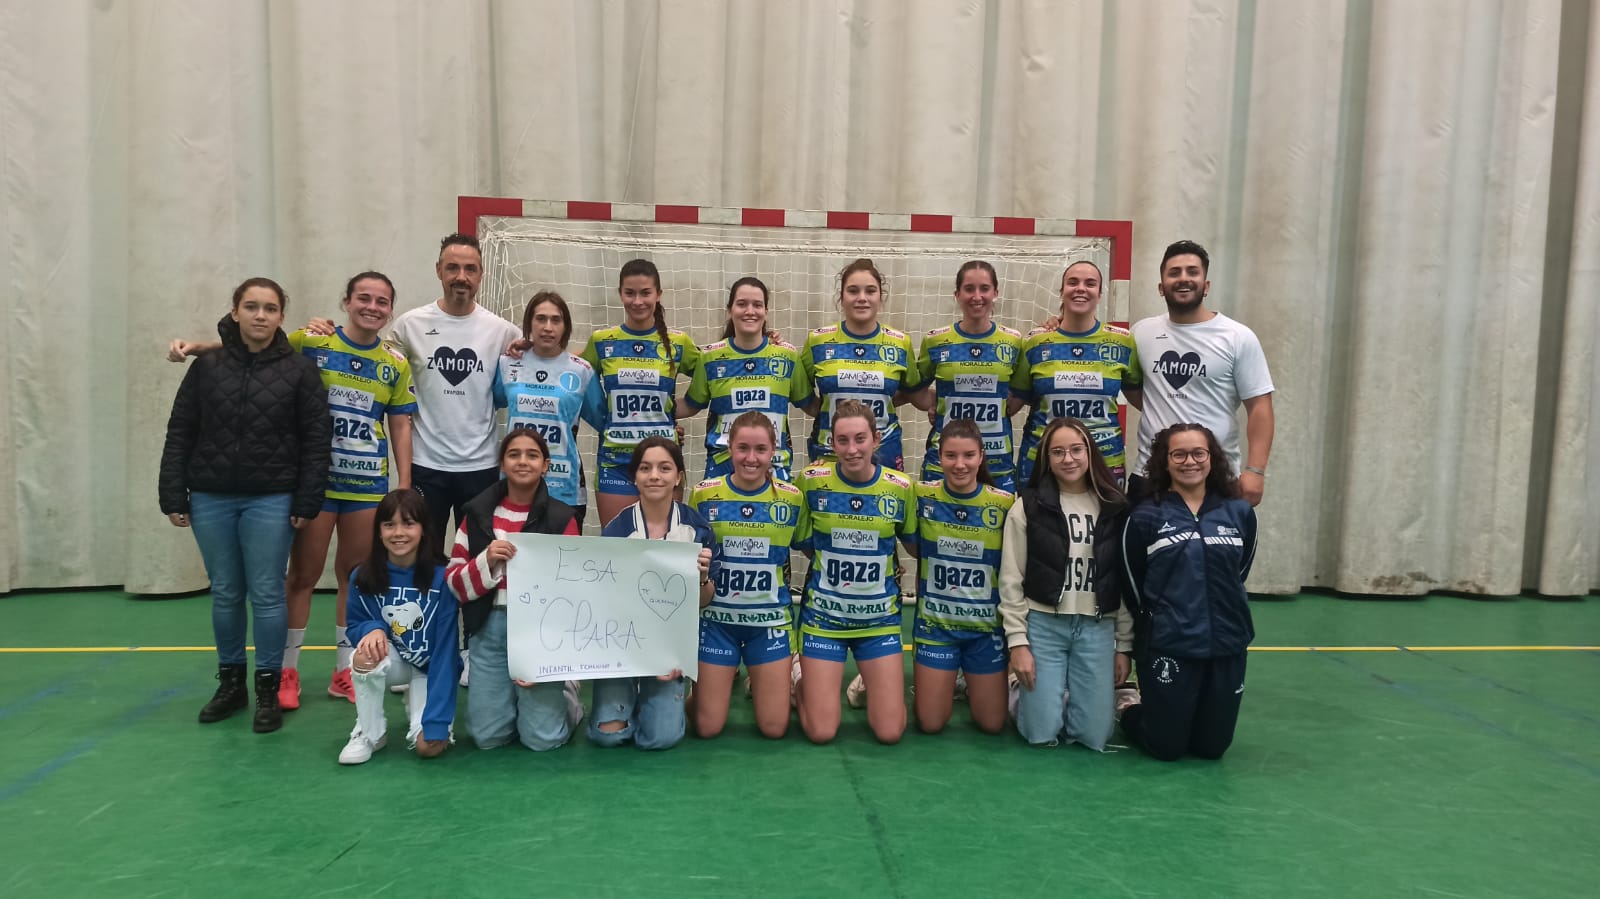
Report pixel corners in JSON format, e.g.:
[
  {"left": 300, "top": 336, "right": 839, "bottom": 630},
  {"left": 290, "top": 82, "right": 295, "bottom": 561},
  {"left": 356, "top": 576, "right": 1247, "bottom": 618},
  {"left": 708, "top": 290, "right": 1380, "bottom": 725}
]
[{"left": 340, "top": 490, "right": 460, "bottom": 764}]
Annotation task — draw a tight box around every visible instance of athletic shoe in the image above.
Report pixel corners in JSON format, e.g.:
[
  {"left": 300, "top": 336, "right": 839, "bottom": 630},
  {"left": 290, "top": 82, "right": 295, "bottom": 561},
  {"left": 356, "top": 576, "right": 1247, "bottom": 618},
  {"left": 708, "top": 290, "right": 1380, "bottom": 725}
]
[
  {"left": 845, "top": 673, "right": 867, "bottom": 709},
  {"left": 198, "top": 665, "right": 249, "bottom": 724},
  {"left": 327, "top": 668, "right": 355, "bottom": 703},
  {"left": 953, "top": 671, "right": 968, "bottom": 702},
  {"left": 1114, "top": 685, "right": 1141, "bottom": 722},
  {"left": 1006, "top": 673, "right": 1020, "bottom": 722},
  {"left": 338, "top": 728, "right": 387, "bottom": 764},
  {"left": 564, "top": 680, "right": 585, "bottom": 727},
  {"left": 277, "top": 668, "right": 301, "bottom": 711},
  {"left": 389, "top": 682, "right": 409, "bottom": 694},
  {"left": 789, "top": 654, "right": 802, "bottom": 709},
  {"left": 459, "top": 650, "right": 471, "bottom": 688}
]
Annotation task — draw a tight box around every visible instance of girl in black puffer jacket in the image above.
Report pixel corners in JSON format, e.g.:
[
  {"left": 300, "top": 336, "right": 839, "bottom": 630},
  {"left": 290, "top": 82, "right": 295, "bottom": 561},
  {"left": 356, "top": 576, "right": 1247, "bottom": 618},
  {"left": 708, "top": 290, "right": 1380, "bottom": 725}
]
[{"left": 159, "top": 277, "right": 330, "bottom": 734}]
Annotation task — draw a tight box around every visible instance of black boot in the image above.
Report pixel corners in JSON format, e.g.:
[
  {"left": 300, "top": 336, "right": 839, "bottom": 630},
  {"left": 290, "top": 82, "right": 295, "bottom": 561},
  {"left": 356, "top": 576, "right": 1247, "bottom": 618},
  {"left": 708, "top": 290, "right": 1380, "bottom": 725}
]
[
  {"left": 198, "top": 665, "right": 249, "bottom": 723},
  {"left": 253, "top": 669, "right": 283, "bottom": 734}
]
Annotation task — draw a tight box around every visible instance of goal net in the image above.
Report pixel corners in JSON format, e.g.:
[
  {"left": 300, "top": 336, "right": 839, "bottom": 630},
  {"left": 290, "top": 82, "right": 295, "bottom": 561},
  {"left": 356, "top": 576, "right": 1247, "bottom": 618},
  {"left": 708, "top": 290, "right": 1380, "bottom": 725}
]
[{"left": 465, "top": 198, "right": 1132, "bottom": 534}]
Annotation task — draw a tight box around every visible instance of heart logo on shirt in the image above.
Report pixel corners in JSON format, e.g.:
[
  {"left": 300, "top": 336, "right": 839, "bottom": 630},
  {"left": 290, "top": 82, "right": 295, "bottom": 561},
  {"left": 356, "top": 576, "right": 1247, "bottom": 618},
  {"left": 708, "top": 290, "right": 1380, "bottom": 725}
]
[
  {"left": 535, "top": 369, "right": 548, "bottom": 383},
  {"left": 1159, "top": 351, "right": 1204, "bottom": 390},
  {"left": 637, "top": 571, "right": 689, "bottom": 621},
  {"left": 430, "top": 347, "right": 480, "bottom": 387}
]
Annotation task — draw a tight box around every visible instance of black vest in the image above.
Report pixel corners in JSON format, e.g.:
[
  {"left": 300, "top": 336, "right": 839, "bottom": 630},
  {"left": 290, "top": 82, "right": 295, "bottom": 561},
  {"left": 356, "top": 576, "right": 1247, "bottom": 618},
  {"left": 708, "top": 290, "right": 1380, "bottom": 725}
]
[
  {"left": 458, "top": 478, "right": 576, "bottom": 637},
  {"left": 1018, "top": 485, "right": 1127, "bottom": 615}
]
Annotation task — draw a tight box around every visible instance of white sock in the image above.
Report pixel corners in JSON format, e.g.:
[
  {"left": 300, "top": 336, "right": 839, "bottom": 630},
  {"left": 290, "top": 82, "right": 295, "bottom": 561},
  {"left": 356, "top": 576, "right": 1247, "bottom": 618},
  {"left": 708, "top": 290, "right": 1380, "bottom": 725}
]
[
  {"left": 335, "top": 626, "right": 353, "bottom": 672},
  {"left": 282, "top": 628, "right": 306, "bottom": 671}
]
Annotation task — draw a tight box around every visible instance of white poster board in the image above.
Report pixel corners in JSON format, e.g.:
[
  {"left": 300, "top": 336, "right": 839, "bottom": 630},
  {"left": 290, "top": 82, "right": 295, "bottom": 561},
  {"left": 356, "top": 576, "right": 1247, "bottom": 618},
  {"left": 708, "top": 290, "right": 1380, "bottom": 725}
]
[{"left": 504, "top": 533, "right": 700, "bottom": 683}]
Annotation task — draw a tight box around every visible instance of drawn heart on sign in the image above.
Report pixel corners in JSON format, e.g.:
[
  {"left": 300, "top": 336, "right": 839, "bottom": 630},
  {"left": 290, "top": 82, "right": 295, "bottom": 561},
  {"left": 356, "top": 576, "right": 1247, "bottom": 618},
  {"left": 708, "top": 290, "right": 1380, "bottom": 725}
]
[
  {"left": 637, "top": 571, "right": 688, "bottom": 621},
  {"left": 431, "top": 347, "right": 479, "bottom": 387},
  {"left": 1158, "top": 351, "right": 1203, "bottom": 390}
]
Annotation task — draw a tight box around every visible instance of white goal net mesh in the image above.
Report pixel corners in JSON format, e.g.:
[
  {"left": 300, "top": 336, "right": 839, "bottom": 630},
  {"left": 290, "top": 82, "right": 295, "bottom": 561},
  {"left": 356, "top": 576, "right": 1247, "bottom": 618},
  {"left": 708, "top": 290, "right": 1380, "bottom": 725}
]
[{"left": 478, "top": 213, "right": 1114, "bottom": 532}]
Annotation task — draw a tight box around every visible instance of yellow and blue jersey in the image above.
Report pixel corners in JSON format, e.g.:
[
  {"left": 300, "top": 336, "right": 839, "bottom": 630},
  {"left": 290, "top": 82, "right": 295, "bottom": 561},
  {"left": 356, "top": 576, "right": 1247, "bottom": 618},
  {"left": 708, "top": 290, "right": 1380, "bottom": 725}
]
[
  {"left": 916, "top": 322, "right": 1024, "bottom": 488},
  {"left": 580, "top": 324, "right": 701, "bottom": 469},
  {"left": 795, "top": 461, "right": 916, "bottom": 638},
  {"left": 685, "top": 337, "right": 811, "bottom": 480},
  {"left": 914, "top": 480, "right": 1014, "bottom": 635},
  {"left": 800, "top": 323, "right": 921, "bottom": 462},
  {"left": 1011, "top": 322, "right": 1141, "bottom": 482},
  {"left": 290, "top": 327, "right": 416, "bottom": 502},
  {"left": 688, "top": 476, "right": 808, "bottom": 629}
]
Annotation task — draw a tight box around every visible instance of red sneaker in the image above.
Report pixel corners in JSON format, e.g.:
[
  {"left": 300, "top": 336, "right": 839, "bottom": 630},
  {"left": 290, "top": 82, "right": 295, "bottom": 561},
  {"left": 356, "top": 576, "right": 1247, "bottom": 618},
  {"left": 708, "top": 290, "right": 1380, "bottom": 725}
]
[
  {"left": 328, "top": 668, "right": 355, "bottom": 703},
  {"left": 278, "top": 668, "right": 301, "bottom": 711}
]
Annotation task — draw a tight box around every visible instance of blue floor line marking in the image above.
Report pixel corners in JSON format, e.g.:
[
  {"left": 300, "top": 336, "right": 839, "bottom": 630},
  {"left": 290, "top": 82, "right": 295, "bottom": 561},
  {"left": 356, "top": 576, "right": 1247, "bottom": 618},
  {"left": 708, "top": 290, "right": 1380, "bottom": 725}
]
[
  {"left": 0, "top": 687, "right": 187, "bottom": 803},
  {"left": 1314, "top": 650, "right": 1600, "bottom": 781}
]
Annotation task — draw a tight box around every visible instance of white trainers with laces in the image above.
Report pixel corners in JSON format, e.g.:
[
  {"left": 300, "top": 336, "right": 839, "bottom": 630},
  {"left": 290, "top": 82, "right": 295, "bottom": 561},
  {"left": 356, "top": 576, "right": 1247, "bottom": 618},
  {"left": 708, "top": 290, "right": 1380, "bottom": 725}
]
[
  {"left": 845, "top": 673, "right": 867, "bottom": 709},
  {"left": 1114, "top": 685, "right": 1141, "bottom": 722},
  {"left": 459, "top": 650, "right": 470, "bottom": 688},
  {"left": 338, "top": 728, "right": 387, "bottom": 765}
]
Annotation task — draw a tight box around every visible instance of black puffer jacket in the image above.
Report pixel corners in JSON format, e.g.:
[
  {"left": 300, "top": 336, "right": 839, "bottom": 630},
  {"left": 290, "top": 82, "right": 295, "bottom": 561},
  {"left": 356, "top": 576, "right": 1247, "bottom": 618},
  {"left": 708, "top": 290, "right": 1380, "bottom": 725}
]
[{"left": 158, "top": 315, "right": 331, "bottom": 519}]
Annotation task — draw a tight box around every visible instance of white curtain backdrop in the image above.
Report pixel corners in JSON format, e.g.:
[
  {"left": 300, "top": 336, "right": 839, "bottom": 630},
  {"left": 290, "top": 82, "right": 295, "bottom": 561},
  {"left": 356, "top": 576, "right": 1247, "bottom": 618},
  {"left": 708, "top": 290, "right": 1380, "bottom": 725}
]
[{"left": 0, "top": 0, "right": 1594, "bottom": 596}]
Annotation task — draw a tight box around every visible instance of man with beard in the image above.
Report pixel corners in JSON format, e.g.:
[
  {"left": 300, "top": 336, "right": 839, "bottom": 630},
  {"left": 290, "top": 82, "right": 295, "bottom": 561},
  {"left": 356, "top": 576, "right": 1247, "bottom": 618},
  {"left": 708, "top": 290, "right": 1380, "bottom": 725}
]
[
  {"left": 1130, "top": 241, "right": 1274, "bottom": 505},
  {"left": 381, "top": 234, "right": 522, "bottom": 549}
]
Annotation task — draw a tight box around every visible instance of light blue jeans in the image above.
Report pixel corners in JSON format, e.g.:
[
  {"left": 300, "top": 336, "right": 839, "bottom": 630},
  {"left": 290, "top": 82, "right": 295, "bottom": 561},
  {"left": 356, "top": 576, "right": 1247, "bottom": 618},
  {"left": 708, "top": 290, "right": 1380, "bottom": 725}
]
[
  {"left": 588, "top": 677, "right": 686, "bottom": 750},
  {"left": 467, "top": 609, "right": 575, "bottom": 751},
  {"left": 188, "top": 492, "right": 294, "bottom": 671},
  {"left": 1015, "top": 611, "right": 1115, "bottom": 750}
]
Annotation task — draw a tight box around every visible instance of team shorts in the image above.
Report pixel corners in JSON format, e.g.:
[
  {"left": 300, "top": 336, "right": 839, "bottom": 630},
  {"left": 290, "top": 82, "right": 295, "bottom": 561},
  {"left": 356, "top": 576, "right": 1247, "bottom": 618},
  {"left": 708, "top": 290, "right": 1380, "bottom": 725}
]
[
  {"left": 912, "top": 620, "right": 1007, "bottom": 675},
  {"left": 699, "top": 619, "right": 792, "bottom": 668},
  {"left": 919, "top": 458, "right": 1016, "bottom": 494},
  {"left": 801, "top": 630, "right": 904, "bottom": 664},
  {"left": 321, "top": 496, "right": 381, "bottom": 515},
  {"left": 704, "top": 455, "right": 794, "bottom": 485},
  {"left": 596, "top": 459, "right": 639, "bottom": 497}
]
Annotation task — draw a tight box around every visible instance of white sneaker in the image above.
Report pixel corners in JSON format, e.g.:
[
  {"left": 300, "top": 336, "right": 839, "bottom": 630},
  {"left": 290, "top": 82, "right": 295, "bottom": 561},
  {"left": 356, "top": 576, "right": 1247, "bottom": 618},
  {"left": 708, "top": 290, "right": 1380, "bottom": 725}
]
[
  {"left": 742, "top": 673, "right": 753, "bottom": 701},
  {"left": 459, "top": 650, "right": 470, "bottom": 688},
  {"left": 953, "top": 671, "right": 968, "bottom": 702},
  {"left": 338, "top": 728, "right": 387, "bottom": 765},
  {"left": 564, "top": 680, "right": 585, "bottom": 726},
  {"left": 845, "top": 673, "right": 867, "bottom": 709},
  {"left": 389, "top": 682, "right": 409, "bottom": 694},
  {"left": 1114, "top": 686, "right": 1141, "bottom": 722},
  {"left": 789, "top": 654, "right": 802, "bottom": 709},
  {"left": 1007, "top": 674, "right": 1020, "bottom": 721}
]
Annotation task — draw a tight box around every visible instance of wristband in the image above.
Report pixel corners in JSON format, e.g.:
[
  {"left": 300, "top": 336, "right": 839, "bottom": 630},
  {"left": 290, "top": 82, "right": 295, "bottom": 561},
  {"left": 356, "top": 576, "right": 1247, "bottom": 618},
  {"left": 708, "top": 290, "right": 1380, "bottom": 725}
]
[{"left": 1244, "top": 465, "right": 1267, "bottom": 477}]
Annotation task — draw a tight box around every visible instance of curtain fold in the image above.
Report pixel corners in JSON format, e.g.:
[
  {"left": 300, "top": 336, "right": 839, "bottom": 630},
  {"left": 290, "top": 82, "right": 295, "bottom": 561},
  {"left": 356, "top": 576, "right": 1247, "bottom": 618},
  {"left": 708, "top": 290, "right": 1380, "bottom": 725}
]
[{"left": 0, "top": 0, "right": 1592, "bottom": 595}]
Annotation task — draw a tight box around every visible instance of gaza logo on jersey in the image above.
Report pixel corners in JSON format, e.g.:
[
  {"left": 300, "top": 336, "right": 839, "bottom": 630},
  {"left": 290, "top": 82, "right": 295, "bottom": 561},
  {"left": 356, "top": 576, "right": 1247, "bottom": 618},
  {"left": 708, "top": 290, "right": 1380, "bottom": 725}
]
[
  {"left": 723, "top": 536, "right": 770, "bottom": 560},
  {"left": 954, "top": 374, "right": 997, "bottom": 394},
  {"left": 428, "top": 347, "right": 483, "bottom": 386},
  {"left": 836, "top": 369, "right": 884, "bottom": 390},
  {"left": 832, "top": 528, "right": 878, "bottom": 551},
  {"left": 936, "top": 535, "right": 984, "bottom": 560}
]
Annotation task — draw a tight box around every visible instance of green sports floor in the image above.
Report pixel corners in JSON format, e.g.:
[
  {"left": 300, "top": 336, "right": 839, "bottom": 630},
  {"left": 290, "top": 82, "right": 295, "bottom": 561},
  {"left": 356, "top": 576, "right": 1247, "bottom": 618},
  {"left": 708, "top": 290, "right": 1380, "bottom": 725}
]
[{"left": 1, "top": 590, "right": 1596, "bottom": 898}]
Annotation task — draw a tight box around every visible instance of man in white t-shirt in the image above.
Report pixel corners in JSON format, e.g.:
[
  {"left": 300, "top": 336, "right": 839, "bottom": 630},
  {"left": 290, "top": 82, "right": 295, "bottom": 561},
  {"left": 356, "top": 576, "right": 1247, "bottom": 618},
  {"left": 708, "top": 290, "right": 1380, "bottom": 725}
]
[
  {"left": 1131, "top": 240, "right": 1275, "bottom": 505},
  {"left": 386, "top": 234, "right": 521, "bottom": 547}
]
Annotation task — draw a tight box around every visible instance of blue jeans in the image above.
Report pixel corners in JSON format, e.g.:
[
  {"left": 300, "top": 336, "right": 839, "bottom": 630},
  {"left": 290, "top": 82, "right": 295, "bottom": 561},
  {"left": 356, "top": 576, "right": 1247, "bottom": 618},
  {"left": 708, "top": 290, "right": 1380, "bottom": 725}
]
[
  {"left": 188, "top": 492, "right": 294, "bottom": 671},
  {"left": 588, "top": 677, "right": 686, "bottom": 750},
  {"left": 1015, "top": 611, "right": 1115, "bottom": 750},
  {"left": 467, "top": 609, "right": 574, "bottom": 751}
]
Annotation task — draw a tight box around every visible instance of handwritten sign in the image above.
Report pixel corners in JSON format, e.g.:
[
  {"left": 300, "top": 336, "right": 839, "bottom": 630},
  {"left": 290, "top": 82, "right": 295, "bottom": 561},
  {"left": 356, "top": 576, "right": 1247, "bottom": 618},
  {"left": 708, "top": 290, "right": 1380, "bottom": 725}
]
[{"left": 504, "top": 533, "right": 699, "bottom": 683}]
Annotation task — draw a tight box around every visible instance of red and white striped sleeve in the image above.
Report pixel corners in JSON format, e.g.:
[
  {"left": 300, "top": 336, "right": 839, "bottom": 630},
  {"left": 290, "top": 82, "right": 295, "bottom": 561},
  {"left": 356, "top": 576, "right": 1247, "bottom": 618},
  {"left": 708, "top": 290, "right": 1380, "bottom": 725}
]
[{"left": 446, "top": 519, "right": 503, "bottom": 604}]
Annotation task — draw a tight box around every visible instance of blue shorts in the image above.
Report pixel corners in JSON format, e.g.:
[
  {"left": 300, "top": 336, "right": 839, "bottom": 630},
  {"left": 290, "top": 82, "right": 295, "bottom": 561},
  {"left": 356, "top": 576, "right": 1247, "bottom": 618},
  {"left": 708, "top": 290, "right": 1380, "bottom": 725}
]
[
  {"left": 912, "top": 621, "right": 1007, "bottom": 675},
  {"left": 801, "top": 630, "right": 904, "bottom": 664},
  {"left": 596, "top": 460, "right": 638, "bottom": 497},
  {"left": 321, "top": 497, "right": 381, "bottom": 515},
  {"left": 918, "top": 459, "right": 1016, "bottom": 495},
  {"left": 699, "top": 619, "right": 791, "bottom": 668},
  {"left": 704, "top": 455, "right": 793, "bottom": 485}
]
